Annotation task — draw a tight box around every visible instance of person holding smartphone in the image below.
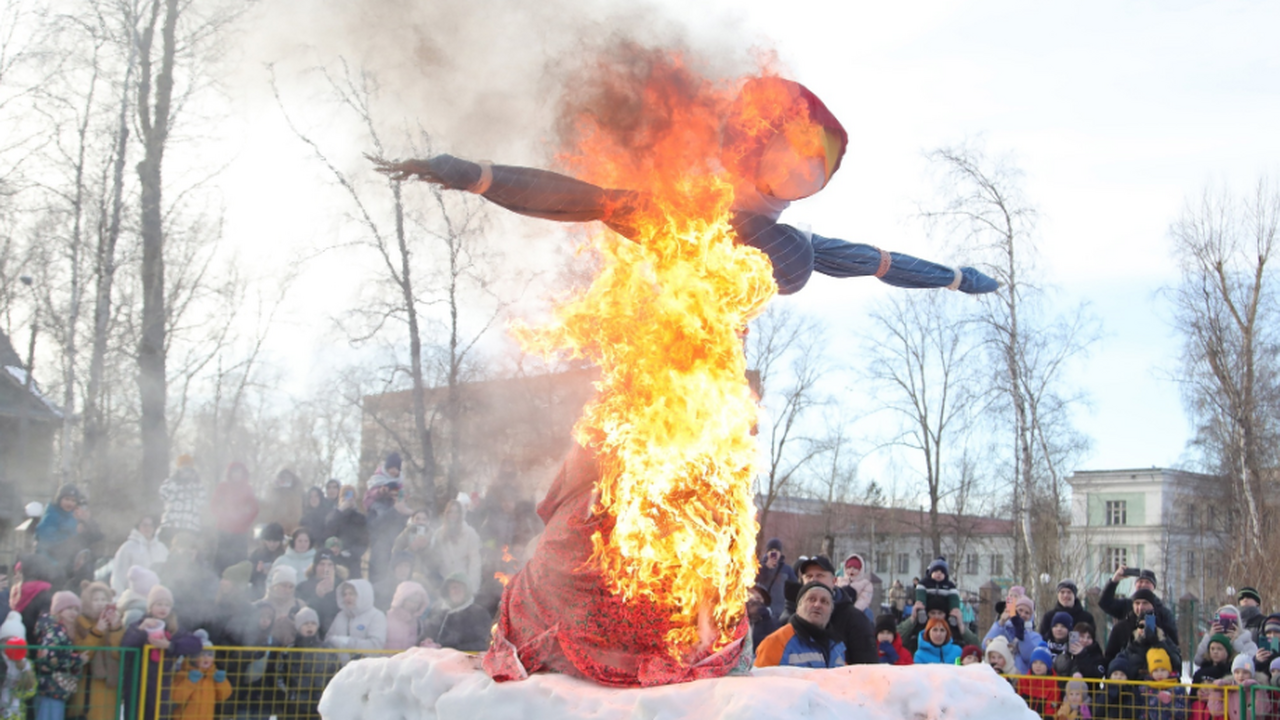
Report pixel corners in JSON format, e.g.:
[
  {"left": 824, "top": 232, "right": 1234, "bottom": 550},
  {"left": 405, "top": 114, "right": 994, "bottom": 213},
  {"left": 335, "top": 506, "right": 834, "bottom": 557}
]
[
  {"left": 754, "top": 538, "right": 797, "bottom": 622},
  {"left": 1192, "top": 603, "right": 1258, "bottom": 669},
  {"left": 1099, "top": 564, "right": 1180, "bottom": 649},
  {"left": 1252, "top": 613, "right": 1280, "bottom": 680}
]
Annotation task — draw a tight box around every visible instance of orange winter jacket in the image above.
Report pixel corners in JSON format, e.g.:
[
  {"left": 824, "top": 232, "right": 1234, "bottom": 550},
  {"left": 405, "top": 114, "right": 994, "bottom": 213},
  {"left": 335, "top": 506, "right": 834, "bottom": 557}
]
[{"left": 170, "top": 660, "right": 232, "bottom": 720}]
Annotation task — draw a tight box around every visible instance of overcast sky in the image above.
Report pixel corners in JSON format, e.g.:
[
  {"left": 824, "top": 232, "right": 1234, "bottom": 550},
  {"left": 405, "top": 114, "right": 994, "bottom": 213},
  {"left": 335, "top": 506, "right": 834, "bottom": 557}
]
[{"left": 213, "top": 0, "right": 1280, "bottom": 487}]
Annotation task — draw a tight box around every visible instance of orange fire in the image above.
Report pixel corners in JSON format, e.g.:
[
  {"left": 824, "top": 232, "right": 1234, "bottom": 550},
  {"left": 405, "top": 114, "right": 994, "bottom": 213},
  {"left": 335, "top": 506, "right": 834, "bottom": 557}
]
[
  {"left": 494, "top": 545, "right": 515, "bottom": 587},
  {"left": 515, "top": 52, "right": 813, "bottom": 659}
]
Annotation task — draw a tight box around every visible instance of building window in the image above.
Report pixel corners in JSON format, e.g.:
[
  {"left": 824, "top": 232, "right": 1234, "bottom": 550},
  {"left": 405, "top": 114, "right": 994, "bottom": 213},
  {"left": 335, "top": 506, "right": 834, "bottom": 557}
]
[
  {"left": 990, "top": 554, "right": 1004, "bottom": 576},
  {"left": 1106, "top": 500, "right": 1128, "bottom": 526},
  {"left": 964, "top": 554, "right": 979, "bottom": 575},
  {"left": 1105, "top": 547, "right": 1128, "bottom": 572},
  {"left": 897, "top": 553, "right": 910, "bottom": 574},
  {"left": 875, "top": 552, "right": 889, "bottom": 574},
  {"left": 1186, "top": 551, "right": 1196, "bottom": 579}
]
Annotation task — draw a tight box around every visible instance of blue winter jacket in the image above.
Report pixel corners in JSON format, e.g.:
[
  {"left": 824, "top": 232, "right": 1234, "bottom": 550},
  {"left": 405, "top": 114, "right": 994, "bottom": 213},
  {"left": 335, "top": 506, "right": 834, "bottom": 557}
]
[
  {"left": 35, "top": 505, "right": 78, "bottom": 554},
  {"left": 913, "top": 632, "right": 963, "bottom": 665},
  {"left": 983, "top": 619, "right": 1043, "bottom": 674}
]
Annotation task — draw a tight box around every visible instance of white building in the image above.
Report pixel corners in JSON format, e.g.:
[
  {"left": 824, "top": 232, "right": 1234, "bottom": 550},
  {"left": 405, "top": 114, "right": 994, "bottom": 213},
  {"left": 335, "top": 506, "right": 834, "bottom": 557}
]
[{"left": 1065, "top": 467, "right": 1225, "bottom": 603}]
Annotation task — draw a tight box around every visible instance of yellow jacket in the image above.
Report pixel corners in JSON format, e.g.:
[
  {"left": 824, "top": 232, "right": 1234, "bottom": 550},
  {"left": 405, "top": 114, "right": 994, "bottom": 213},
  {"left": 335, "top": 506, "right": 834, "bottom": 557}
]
[{"left": 170, "top": 660, "right": 232, "bottom": 720}]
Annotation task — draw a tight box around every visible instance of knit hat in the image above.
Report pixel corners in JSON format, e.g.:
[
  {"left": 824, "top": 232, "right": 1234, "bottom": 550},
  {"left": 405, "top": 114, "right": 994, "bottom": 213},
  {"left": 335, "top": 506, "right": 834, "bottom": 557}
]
[
  {"left": 1130, "top": 588, "right": 1158, "bottom": 605},
  {"left": 926, "top": 557, "right": 950, "bottom": 578},
  {"left": 147, "top": 584, "right": 174, "bottom": 610},
  {"left": 50, "top": 591, "right": 82, "bottom": 618},
  {"left": 985, "top": 636, "right": 1016, "bottom": 670},
  {"left": 923, "top": 617, "right": 950, "bottom": 644},
  {"left": 1270, "top": 657, "right": 1280, "bottom": 675},
  {"left": 1239, "top": 587, "right": 1262, "bottom": 605},
  {"left": 961, "top": 645, "right": 982, "bottom": 662},
  {"left": 1137, "top": 568, "right": 1157, "bottom": 585},
  {"left": 54, "top": 484, "right": 82, "bottom": 504},
  {"left": 1016, "top": 595, "right": 1035, "bottom": 613},
  {"left": 193, "top": 628, "right": 213, "bottom": 651},
  {"left": 1263, "top": 613, "right": 1280, "bottom": 635},
  {"left": 1147, "top": 648, "right": 1172, "bottom": 673},
  {"left": 0, "top": 611, "right": 25, "bottom": 640},
  {"left": 1030, "top": 644, "right": 1054, "bottom": 669},
  {"left": 1052, "top": 611, "right": 1074, "bottom": 629},
  {"left": 261, "top": 522, "right": 285, "bottom": 542},
  {"left": 1207, "top": 633, "right": 1233, "bottom": 656},
  {"left": 325, "top": 536, "right": 343, "bottom": 550},
  {"left": 875, "top": 614, "right": 900, "bottom": 636},
  {"left": 1057, "top": 579, "right": 1079, "bottom": 596},
  {"left": 269, "top": 565, "right": 297, "bottom": 587},
  {"left": 79, "top": 582, "right": 112, "bottom": 618},
  {"left": 1232, "top": 654, "right": 1253, "bottom": 673},
  {"left": 844, "top": 554, "right": 863, "bottom": 572},
  {"left": 764, "top": 538, "right": 783, "bottom": 553},
  {"left": 1108, "top": 655, "right": 1132, "bottom": 678},
  {"left": 384, "top": 452, "right": 402, "bottom": 472},
  {"left": 1065, "top": 680, "right": 1088, "bottom": 694},
  {"left": 222, "top": 561, "right": 253, "bottom": 586},
  {"left": 294, "top": 607, "right": 319, "bottom": 627},
  {"left": 128, "top": 566, "right": 159, "bottom": 597}
]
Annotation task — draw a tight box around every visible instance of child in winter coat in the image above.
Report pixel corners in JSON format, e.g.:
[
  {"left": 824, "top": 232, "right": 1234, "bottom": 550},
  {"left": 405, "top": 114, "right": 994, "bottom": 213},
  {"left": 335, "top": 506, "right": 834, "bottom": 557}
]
[
  {"left": 119, "top": 585, "right": 202, "bottom": 720},
  {"left": 325, "top": 580, "right": 387, "bottom": 660},
  {"left": 1, "top": 612, "right": 36, "bottom": 720},
  {"left": 385, "top": 582, "right": 429, "bottom": 650},
  {"left": 838, "top": 554, "right": 873, "bottom": 619},
  {"left": 34, "top": 592, "right": 87, "bottom": 720},
  {"left": 1213, "top": 654, "right": 1271, "bottom": 720},
  {"left": 1056, "top": 679, "right": 1093, "bottom": 720},
  {"left": 914, "top": 617, "right": 962, "bottom": 665},
  {"left": 284, "top": 608, "right": 339, "bottom": 720},
  {"left": 960, "top": 645, "right": 982, "bottom": 666},
  {"left": 874, "top": 614, "right": 912, "bottom": 666},
  {"left": 1046, "top": 612, "right": 1074, "bottom": 657},
  {"left": 69, "top": 582, "right": 123, "bottom": 720},
  {"left": 986, "top": 635, "right": 1018, "bottom": 680},
  {"left": 1019, "top": 645, "right": 1062, "bottom": 719},
  {"left": 984, "top": 595, "right": 1046, "bottom": 674},
  {"left": 913, "top": 557, "right": 962, "bottom": 625},
  {"left": 1053, "top": 623, "right": 1107, "bottom": 679},
  {"left": 170, "top": 630, "right": 231, "bottom": 720},
  {"left": 1140, "top": 648, "right": 1186, "bottom": 720},
  {"left": 1098, "top": 656, "right": 1143, "bottom": 720}
]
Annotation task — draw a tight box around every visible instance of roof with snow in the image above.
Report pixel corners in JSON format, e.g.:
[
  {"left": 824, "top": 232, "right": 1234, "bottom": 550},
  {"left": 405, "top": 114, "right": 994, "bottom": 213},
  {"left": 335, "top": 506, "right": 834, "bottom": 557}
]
[{"left": 0, "top": 329, "right": 62, "bottom": 422}]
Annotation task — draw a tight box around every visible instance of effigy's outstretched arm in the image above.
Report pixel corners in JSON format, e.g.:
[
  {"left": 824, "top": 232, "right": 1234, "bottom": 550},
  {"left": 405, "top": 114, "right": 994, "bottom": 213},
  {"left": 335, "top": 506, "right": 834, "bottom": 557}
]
[
  {"left": 809, "top": 233, "right": 998, "bottom": 294},
  {"left": 372, "top": 154, "right": 639, "bottom": 229}
]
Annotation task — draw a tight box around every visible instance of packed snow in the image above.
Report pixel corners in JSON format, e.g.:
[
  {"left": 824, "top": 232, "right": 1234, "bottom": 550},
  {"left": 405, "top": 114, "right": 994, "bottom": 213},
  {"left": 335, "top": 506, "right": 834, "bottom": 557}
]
[{"left": 319, "top": 648, "right": 1039, "bottom": 720}]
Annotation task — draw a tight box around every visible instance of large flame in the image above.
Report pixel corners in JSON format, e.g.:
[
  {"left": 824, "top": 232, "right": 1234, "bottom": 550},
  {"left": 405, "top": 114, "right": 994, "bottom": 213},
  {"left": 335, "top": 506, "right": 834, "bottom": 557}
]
[{"left": 515, "top": 51, "right": 813, "bottom": 659}]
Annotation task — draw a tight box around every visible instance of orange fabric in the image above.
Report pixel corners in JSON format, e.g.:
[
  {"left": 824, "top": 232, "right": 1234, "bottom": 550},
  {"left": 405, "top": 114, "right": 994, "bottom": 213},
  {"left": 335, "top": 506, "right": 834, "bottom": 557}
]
[
  {"left": 170, "top": 660, "right": 232, "bottom": 720},
  {"left": 753, "top": 625, "right": 794, "bottom": 668}
]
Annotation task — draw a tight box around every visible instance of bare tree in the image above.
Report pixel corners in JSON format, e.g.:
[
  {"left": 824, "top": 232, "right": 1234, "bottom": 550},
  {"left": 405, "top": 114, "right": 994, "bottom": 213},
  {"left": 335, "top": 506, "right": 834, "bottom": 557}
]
[
  {"left": 1169, "top": 179, "right": 1280, "bottom": 592},
  {"left": 924, "top": 142, "right": 1095, "bottom": 599},
  {"left": 863, "top": 290, "right": 984, "bottom": 560},
  {"left": 747, "top": 301, "right": 832, "bottom": 545}
]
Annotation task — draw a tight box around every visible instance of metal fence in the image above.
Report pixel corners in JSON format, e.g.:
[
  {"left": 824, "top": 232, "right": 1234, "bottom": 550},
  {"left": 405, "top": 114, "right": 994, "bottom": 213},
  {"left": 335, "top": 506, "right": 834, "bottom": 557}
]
[
  {"left": 135, "top": 645, "right": 400, "bottom": 720},
  {"left": 1002, "top": 673, "right": 1276, "bottom": 720},
  {"left": 2, "top": 645, "right": 141, "bottom": 720}
]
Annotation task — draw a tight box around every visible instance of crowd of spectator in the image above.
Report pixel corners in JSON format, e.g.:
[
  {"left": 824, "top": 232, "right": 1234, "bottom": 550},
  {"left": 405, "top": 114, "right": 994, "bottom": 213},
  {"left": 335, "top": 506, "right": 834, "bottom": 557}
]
[
  {"left": 749, "top": 540, "right": 1280, "bottom": 718},
  {"left": 1, "top": 452, "right": 540, "bottom": 720}
]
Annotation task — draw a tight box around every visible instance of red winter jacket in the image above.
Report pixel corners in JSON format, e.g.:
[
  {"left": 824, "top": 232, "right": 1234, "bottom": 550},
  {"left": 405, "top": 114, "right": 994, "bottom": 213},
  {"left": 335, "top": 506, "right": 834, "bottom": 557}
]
[{"left": 879, "top": 635, "right": 913, "bottom": 666}]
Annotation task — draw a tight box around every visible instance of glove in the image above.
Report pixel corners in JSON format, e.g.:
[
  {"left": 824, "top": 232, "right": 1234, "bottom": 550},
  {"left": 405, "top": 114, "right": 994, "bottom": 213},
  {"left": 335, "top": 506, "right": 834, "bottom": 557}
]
[
  {"left": 914, "top": 608, "right": 925, "bottom": 625},
  {"left": 214, "top": 670, "right": 226, "bottom": 683},
  {"left": 1010, "top": 614, "right": 1025, "bottom": 641},
  {"left": 878, "top": 641, "right": 899, "bottom": 663},
  {"left": 187, "top": 670, "right": 203, "bottom": 683},
  {"left": 947, "top": 615, "right": 960, "bottom": 629}
]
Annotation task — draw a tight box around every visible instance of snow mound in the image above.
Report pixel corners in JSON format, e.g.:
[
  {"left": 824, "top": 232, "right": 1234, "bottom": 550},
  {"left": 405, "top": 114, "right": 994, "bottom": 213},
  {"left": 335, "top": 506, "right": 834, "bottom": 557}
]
[{"left": 319, "top": 649, "right": 1038, "bottom": 720}]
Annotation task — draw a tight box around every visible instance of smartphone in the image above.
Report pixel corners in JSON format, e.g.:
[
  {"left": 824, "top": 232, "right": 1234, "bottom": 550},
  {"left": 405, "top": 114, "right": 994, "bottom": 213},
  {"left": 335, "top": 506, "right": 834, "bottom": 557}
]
[
  {"left": 1217, "top": 613, "right": 1238, "bottom": 632},
  {"left": 1122, "top": 567, "right": 1142, "bottom": 577},
  {"left": 1269, "top": 637, "right": 1280, "bottom": 654},
  {"left": 1069, "top": 631, "right": 1080, "bottom": 646}
]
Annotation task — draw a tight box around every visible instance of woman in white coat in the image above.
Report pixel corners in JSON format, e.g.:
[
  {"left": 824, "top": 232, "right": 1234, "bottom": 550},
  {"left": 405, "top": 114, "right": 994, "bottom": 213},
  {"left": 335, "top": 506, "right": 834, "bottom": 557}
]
[{"left": 109, "top": 515, "right": 168, "bottom": 594}]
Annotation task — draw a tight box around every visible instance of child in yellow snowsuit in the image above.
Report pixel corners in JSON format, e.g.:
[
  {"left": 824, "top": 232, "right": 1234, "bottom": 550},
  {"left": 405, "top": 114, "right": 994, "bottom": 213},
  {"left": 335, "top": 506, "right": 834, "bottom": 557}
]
[{"left": 170, "top": 630, "right": 232, "bottom": 720}]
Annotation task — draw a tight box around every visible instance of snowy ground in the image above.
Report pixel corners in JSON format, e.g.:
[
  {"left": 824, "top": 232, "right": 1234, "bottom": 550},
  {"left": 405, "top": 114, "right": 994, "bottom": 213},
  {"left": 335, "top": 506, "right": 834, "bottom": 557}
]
[{"left": 319, "top": 649, "right": 1039, "bottom": 720}]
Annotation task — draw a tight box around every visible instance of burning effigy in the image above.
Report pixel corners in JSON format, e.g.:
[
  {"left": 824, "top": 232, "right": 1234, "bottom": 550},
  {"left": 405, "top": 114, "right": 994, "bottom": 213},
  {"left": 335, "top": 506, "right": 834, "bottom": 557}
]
[{"left": 374, "top": 48, "right": 996, "bottom": 688}]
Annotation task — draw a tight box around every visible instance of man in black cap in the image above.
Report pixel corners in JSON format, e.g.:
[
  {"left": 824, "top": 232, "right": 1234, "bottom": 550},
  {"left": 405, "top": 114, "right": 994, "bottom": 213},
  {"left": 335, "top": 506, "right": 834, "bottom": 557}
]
[
  {"left": 1099, "top": 564, "right": 1178, "bottom": 646},
  {"left": 1239, "top": 586, "right": 1265, "bottom": 636},
  {"left": 1038, "top": 578, "right": 1096, "bottom": 638},
  {"left": 754, "top": 580, "right": 846, "bottom": 668},
  {"left": 783, "top": 555, "right": 878, "bottom": 665},
  {"left": 1103, "top": 587, "right": 1182, "bottom": 674}
]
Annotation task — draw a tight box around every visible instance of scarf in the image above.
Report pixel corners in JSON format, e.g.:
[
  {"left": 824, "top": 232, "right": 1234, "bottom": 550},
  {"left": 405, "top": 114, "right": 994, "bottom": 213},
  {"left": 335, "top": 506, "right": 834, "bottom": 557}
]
[{"left": 788, "top": 614, "right": 835, "bottom": 666}]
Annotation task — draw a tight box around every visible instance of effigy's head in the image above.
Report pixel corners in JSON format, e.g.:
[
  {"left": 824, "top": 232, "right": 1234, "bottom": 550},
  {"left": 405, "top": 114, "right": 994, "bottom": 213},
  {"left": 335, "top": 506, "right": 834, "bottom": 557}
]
[{"left": 721, "top": 77, "right": 848, "bottom": 201}]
